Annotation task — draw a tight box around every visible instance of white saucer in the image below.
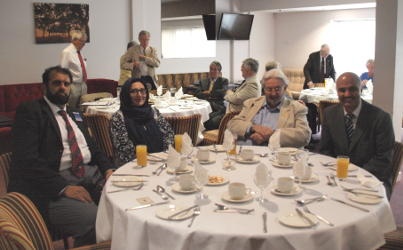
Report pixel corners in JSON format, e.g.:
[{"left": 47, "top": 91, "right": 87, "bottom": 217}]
[
  {"left": 111, "top": 176, "right": 143, "bottom": 187},
  {"left": 198, "top": 157, "right": 216, "bottom": 165},
  {"left": 209, "top": 145, "right": 226, "bottom": 153},
  {"left": 155, "top": 204, "right": 194, "bottom": 221},
  {"left": 277, "top": 147, "right": 299, "bottom": 155},
  {"left": 271, "top": 160, "right": 296, "bottom": 168},
  {"left": 234, "top": 156, "right": 260, "bottom": 164},
  {"left": 221, "top": 191, "right": 254, "bottom": 203},
  {"left": 346, "top": 192, "right": 382, "bottom": 205},
  {"left": 330, "top": 165, "right": 359, "bottom": 172},
  {"left": 148, "top": 152, "right": 168, "bottom": 162},
  {"left": 278, "top": 211, "right": 319, "bottom": 228},
  {"left": 271, "top": 185, "right": 302, "bottom": 196},
  {"left": 171, "top": 183, "right": 199, "bottom": 194},
  {"left": 206, "top": 176, "right": 229, "bottom": 186},
  {"left": 167, "top": 165, "right": 193, "bottom": 175},
  {"left": 295, "top": 174, "right": 319, "bottom": 183}
]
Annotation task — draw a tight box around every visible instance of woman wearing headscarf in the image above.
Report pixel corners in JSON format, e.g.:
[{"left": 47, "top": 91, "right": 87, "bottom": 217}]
[{"left": 111, "top": 78, "right": 174, "bottom": 166}]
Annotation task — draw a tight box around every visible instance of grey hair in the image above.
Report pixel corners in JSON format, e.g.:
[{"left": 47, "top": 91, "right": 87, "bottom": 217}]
[
  {"left": 263, "top": 69, "right": 289, "bottom": 86},
  {"left": 366, "top": 59, "right": 375, "bottom": 65},
  {"left": 138, "top": 30, "right": 150, "bottom": 38},
  {"left": 265, "top": 61, "right": 281, "bottom": 72},
  {"left": 70, "top": 30, "right": 87, "bottom": 42},
  {"left": 242, "top": 58, "right": 259, "bottom": 73},
  {"left": 210, "top": 61, "right": 222, "bottom": 72}
]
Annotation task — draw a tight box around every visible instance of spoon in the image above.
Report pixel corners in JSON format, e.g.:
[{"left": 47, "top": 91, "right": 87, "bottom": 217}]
[
  {"left": 152, "top": 163, "right": 166, "bottom": 175},
  {"left": 326, "top": 175, "right": 334, "bottom": 186},
  {"left": 214, "top": 203, "right": 254, "bottom": 214},
  {"left": 295, "top": 195, "right": 326, "bottom": 206},
  {"left": 108, "top": 183, "right": 144, "bottom": 193},
  {"left": 152, "top": 189, "right": 168, "bottom": 200},
  {"left": 156, "top": 185, "right": 175, "bottom": 200},
  {"left": 187, "top": 206, "right": 201, "bottom": 227},
  {"left": 255, "top": 153, "right": 268, "bottom": 157}
]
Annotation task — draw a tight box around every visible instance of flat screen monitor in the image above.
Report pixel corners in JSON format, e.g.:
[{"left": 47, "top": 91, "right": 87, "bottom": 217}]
[
  {"left": 218, "top": 13, "right": 254, "bottom": 40},
  {"left": 202, "top": 14, "right": 216, "bottom": 40}
]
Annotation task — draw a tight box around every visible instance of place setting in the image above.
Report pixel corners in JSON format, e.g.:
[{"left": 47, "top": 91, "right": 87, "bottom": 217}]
[
  {"left": 271, "top": 177, "right": 303, "bottom": 197},
  {"left": 270, "top": 149, "right": 296, "bottom": 168},
  {"left": 277, "top": 207, "right": 319, "bottom": 228},
  {"left": 195, "top": 148, "right": 216, "bottom": 164},
  {"left": 234, "top": 148, "right": 260, "bottom": 164},
  {"left": 165, "top": 145, "right": 194, "bottom": 176},
  {"left": 221, "top": 182, "right": 254, "bottom": 203}
]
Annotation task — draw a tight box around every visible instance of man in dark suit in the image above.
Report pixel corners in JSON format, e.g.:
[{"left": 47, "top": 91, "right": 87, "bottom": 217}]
[
  {"left": 320, "top": 72, "right": 395, "bottom": 197},
  {"left": 8, "top": 66, "right": 115, "bottom": 247},
  {"left": 194, "top": 61, "right": 229, "bottom": 130}
]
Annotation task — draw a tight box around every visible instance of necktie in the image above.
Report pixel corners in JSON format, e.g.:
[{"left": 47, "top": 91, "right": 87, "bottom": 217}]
[
  {"left": 320, "top": 57, "right": 325, "bottom": 77},
  {"left": 344, "top": 113, "right": 354, "bottom": 143},
  {"left": 208, "top": 79, "right": 215, "bottom": 92},
  {"left": 77, "top": 51, "right": 87, "bottom": 82},
  {"left": 58, "top": 110, "right": 85, "bottom": 177}
]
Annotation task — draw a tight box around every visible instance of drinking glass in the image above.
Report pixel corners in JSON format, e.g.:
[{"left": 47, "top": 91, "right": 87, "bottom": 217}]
[
  {"left": 194, "top": 162, "right": 209, "bottom": 200},
  {"left": 136, "top": 145, "right": 148, "bottom": 167},
  {"left": 169, "top": 87, "right": 177, "bottom": 97},
  {"left": 336, "top": 155, "right": 349, "bottom": 179},
  {"left": 174, "top": 134, "right": 183, "bottom": 153},
  {"left": 254, "top": 168, "right": 272, "bottom": 203}
]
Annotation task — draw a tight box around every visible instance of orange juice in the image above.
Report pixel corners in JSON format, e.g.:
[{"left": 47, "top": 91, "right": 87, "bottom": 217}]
[
  {"left": 336, "top": 156, "right": 349, "bottom": 178},
  {"left": 136, "top": 145, "right": 148, "bottom": 167},
  {"left": 174, "top": 134, "right": 183, "bottom": 153},
  {"left": 228, "top": 142, "right": 237, "bottom": 155}
]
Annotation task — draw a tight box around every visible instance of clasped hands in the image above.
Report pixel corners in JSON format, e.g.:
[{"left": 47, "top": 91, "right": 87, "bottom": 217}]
[{"left": 249, "top": 125, "right": 274, "bottom": 145}]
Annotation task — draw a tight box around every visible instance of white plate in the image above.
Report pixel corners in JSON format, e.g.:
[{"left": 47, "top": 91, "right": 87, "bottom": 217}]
[
  {"left": 346, "top": 192, "right": 382, "bottom": 205},
  {"left": 271, "top": 160, "right": 296, "bottom": 168},
  {"left": 234, "top": 156, "right": 260, "bottom": 164},
  {"left": 148, "top": 153, "right": 168, "bottom": 162},
  {"left": 271, "top": 185, "right": 302, "bottom": 196},
  {"left": 206, "top": 176, "right": 229, "bottom": 186},
  {"left": 209, "top": 145, "right": 226, "bottom": 153},
  {"left": 166, "top": 165, "right": 193, "bottom": 175},
  {"left": 198, "top": 157, "right": 216, "bottom": 165},
  {"left": 155, "top": 204, "right": 194, "bottom": 221},
  {"left": 278, "top": 211, "right": 319, "bottom": 228},
  {"left": 111, "top": 176, "right": 143, "bottom": 187},
  {"left": 277, "top": 147, "right": 299, "bottom": 155},
  {"left": 330, "top": 165, "right": 359, "bottom": 172},
  {"left": 221, "top": 191, "right": 254, "bottom": 203},
  {"left": 171, "top": 183, "right": 199, "bottom": 194},
  {"left": 295, "top": 174, "right": 319, "bottom": 183}
]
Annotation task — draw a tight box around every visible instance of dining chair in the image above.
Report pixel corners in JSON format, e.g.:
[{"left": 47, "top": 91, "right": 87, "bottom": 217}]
[
  {"left": 79, "top": 92, "right": 113, "bottom": 112},
  {"left": 379, "top": 226, "right": 403, "bottom": 250},
  {"left": 164, "top": 114, "right": 201, "bottom": 146},
  {"left": 318, "top": 100, "right": 339, "bottom": 128},
  {"left": 0, "top": 192, "right": 111, "bottom": 250},
  {"left": 201, "top": 111, "right": 240, "bottom": 145},
  {"left": 0, "top": 152, "right": 11, "bottom": 197},
  {"left": 391, "top": 141, "right": 403, "bottom": 194}
]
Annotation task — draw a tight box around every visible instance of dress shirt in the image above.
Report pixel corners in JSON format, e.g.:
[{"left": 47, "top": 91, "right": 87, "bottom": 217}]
[
  {"left": 343, "top": 98, "right": 362, "bottom": 129},
  {"left": 139, "top": 46, "right": 151, "bottom": 76},
  {"left": 60, "top": 43, "right": 87, "bottom": 83}
]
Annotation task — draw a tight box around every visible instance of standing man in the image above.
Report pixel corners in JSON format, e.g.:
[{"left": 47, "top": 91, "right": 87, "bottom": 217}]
[
  {"left": 61, "top": 30, "right": 88, "bottom": 112},
  {"left": 319, "top": 72, "right": 395, "bottom": 197},
  {"left": 8, "top": 66, "right": 115, "bottom": 247},
  {"left": 224, "top": 58, "right": 260, "bottom": 113},
  {"left": 122, "top": 30, "right": 160, "bottom": 89}
]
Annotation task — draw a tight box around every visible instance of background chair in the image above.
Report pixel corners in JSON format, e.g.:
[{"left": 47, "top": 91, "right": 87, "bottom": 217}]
[
  {"left": 0, "top": 152, "right": 11, "bottom": 196},
  {"left": 0, "top": 192, "right": 111, "bottom": 250},
  {"left": 201, "top": 111, "right": 239, "bottom": 145},
  {"left": 164, "top": 114, "right": 201, "bottom": 146},
  {"left": 318, "top": 100, "right": 339, "bottom": 128},
  {"left": 80, "top": 92, "right": 113, "bottom": 112},
  {"left": 391, "top": 141, "right": 403, "bottom": 194}
]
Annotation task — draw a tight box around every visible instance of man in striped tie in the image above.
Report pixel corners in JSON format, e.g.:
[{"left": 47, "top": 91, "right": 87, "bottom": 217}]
[{"left": 319, "top": 72, "right": 395, "bottom": 197}]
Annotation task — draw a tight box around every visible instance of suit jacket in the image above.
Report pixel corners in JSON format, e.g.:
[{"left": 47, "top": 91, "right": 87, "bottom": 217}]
[
  {"left": 319, "top": 100, "right": 395, "bottom": 195},
  {"left": 194, "top": 77, "right": 228, "bottom": 112},
  {"left": 8, "top": 98, "right": 114, "bottom": 220},
  {"left": 224, "top": 76, "right": 260, "bottom": 113},
  {"left": 303, "top": 51, "right": 336, "bottom": 89},
  {"left": 227, "top": 96, "right": 311, "bottom": 148},
  {"left": 122, "top": 45, "right": 160, "bottom": 83}
]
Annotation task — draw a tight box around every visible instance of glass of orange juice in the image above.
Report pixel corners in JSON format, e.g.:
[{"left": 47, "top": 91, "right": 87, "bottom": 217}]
[
  {"left": 228, "top": 140, "right": 237, "bottom": 155},
  {"left": 174, "top": 134, "right": 183, "bottom": 153},
  {"left": 336, "top": 155, "right": 349, "bottom": 179},
  {"left": 136, "top": 145, "right": 148, "bottom": 167}
]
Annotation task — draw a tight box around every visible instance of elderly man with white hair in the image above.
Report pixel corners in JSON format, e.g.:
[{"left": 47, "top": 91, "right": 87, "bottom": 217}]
[{"left": 227, "top": 69, "right": 311, "bottom": 147}]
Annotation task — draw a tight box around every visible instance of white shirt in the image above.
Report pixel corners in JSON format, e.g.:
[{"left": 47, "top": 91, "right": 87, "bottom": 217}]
[
  {"left": 60, "top": 43, "right": 87, "bottom": 83},
  {"left": 44, "top": 97, "right": 91, "bottom": 171}
]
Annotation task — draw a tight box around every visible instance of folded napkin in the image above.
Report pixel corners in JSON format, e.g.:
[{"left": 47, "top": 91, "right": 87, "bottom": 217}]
[
  {"left": 175, "top": 87, "right": 184, "bottom": 99},
  {"left": 357, "top": 174, "right": 382, "bottom": 188},
  {"left": 222, "top": 129, "right": 235, "bottom": 151},
  {"left": 181, "top": 132, "right": 193, "bottom": 156},
  {"left": 157, "top": 85, "right": 163, "bottom": 96},
  {"left": 194, "top": 161, "right": 209, "bottom": 184},
  {"left": 255, "top": 163, "right": 272, "bottom": 184},
  {"left": 166, "top": 145, "right": 181, "bottom": 169},
  {"left": 163, "top": 89, "right": 171, "bottom": 98},
  {"left": 293, "top": 156, "right": 311, "bottom": 179},
  {"left": 268, "top": 129, "right": 281, "bottom": 150}
]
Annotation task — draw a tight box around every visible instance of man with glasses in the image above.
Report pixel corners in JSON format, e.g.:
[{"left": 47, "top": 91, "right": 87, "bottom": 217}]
[{"left": 228, "top": 69, "right": 311, "bottom": 147}]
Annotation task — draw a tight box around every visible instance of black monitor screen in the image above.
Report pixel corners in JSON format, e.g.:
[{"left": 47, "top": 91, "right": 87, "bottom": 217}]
[
  {"left": 202, "top": 14, "right": 216, "bottom": 40},
  {"left": 218, "top": 13, "right": 254, "bottom": 40}
]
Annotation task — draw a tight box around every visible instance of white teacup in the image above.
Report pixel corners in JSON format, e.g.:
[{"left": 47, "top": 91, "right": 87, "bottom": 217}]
[
  {"left": 277, "top": 151, "right": 291, "bottom": 165},
  {"left": 178, "top": 174, "right": 195, "bottom": 190},
  {"left": 277, "top": 177, "right": 294, "bottom": 193},
  {"left": 228, "top": 182, "right": 246, "bottom": 200},
  {"left": 177, "top": 157, "right": 188, "bottom": 172},
  {"left": 196, "top": 149, "right": 210, "bottom": 161},
  {"left": 302, "top": 165, "right": 312, "bottom": 180},
  {"left": 240, "top": 149, "right": 254, "bottom": 161}
]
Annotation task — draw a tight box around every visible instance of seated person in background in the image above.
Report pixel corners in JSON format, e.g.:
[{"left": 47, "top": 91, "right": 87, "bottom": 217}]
[
  {"left": 320, "top": 72, "right": 394, "bottom": 197},
  {"left": 111, "top": 78, "right": 174, "bottom": 166},
  {"left": 228, "top": 69, "right": 311, "bottom": 147},
  {"left": 265, "top": 60, "right": 281, "bottom": 72},
  {"left": 118, "top": 41, "right": 138, "bottom": 86},
  {"left": 194, "top": 61, "right": 228, "bottom": 130},
  {"left": 224, "top": 58, "right": 261, "bottom": 113},
  {"left": 8, "top": 66, "right": 115, "bottom": 247},
  {"left": 360, "top": 59, "right": 375, "bottom": 89}
]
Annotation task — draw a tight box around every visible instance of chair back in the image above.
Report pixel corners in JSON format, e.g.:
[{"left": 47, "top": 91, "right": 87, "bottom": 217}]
[
  {"left": 0, "top": 152, "right": 11, "bottom": 196},
  {"left": 80, "top": 92, "right": 113, "bottom": 104},
  {"left": 217, "top": 112, "right": 240, "bottom": 144},
  {"left": 318, "top": 100, "right": 339, "bottom": 125},
  {"left": 391, "top": 141, "right": 403, "bottom": 193},
  {"left": 0, "top": 192, "right": 54, "bottom": 250},
  {"left": 164, "top": 114, "right": 201, "bottom": 145},
  {"left": 83, "top": 113, "right": 114, "bottom": 161}
]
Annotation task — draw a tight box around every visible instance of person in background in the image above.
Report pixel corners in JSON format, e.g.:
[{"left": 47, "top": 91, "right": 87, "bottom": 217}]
[
  {"left": 9, "top": 66, "right": 115, "bottom": 247},
  {"left": 122, "top": 30, "right": 160, "bottom": 89},
  {"left": 60, "top": 30, "right": 88, "bottom": 111},
  {"left": 110, "top": 78, "right": 174, "bottom": 166},
  {"left": 194, "top": 61, "right": 228, "bottom": 130},
  {"left": 265, "top": 61, "right": 281, "bottom": 72},
  {"left": 360, "top": 59, "right": 375, "bottom": 89},
  {"left": 118, "top": 41, "right": 138, "bottom": 86},
  {"left": 228, "top": 69, "right": 311, "bottom": 147},
  {"left": 320, "top": 72, "right": 394, "bottom": 197},
  {"left": 224, "top": 58, "right": 260, "bottom": 113}
]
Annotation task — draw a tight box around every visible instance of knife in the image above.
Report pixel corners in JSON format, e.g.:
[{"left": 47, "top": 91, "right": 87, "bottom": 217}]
[
  {"left": 330, "top": 198, "right": 370, "bottom": 212},
  {"left": 168, "top": 205, "right": 198, "bottom": 220},
  {"left": 262, "top": 212, "right": 268, "bottom": 233},
  {"left": 295, "top": 207, "right": 315, "bottom": 226},
  {"left": 125, "top": 201, "right": 169, "bottom": 211},
  {"left": 112, "top": 174, "right": 150, "bottom": 177}
]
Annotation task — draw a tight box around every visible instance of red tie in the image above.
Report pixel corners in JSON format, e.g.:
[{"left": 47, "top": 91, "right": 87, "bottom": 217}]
[
  {"left": 77, "top": 51, "right": 87, "bottom": 82},
  {"left": 58, "top": 110, "right": 85, "bottom": 177}
]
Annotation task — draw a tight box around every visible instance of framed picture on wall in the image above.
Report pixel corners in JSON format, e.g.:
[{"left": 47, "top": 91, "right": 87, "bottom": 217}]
[{"left": 33, "top": 3, "right": 90, "bottom": 44}]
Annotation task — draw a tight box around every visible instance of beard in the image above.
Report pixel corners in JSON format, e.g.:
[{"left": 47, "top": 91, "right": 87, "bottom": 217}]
[{"left": 46, "top": 88, "right": 70, "bottom": 106}]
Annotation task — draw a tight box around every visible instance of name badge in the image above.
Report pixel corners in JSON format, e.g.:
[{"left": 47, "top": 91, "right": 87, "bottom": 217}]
[{"left": 72, "top": 112, "right": 83, "bottom": 122}]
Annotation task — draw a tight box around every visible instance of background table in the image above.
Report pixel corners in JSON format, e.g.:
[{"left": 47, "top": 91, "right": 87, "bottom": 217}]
[
  {"left": 96, "top": 146, "right": 395, "bottom": 250},
  {"left": 299, "top": 87, "right": 373, "bottom": 104}
]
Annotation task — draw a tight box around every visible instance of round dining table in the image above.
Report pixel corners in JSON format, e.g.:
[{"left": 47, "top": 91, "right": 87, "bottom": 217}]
[
  {"left": 299, "top": 87, "right": 373, "bottom": 104},
  {"left": 96, "top": 145, "right": 395, "bottom": 250}
]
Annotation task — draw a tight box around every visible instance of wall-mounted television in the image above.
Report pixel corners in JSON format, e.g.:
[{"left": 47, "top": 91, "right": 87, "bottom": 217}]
[
  {"left": 202, "top": 14, "right": 216, "bottom": 40},
  {"left": 217, "top": 13, "right": 254, "bottom": 40}
]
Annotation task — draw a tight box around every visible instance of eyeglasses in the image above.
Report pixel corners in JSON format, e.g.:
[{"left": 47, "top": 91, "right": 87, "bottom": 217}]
[
  {"left": 129, "top": 88, "right": 147, "bottom": 94},
  {"left": 263, "top": 86, "right": 283, "bottom": 92}
]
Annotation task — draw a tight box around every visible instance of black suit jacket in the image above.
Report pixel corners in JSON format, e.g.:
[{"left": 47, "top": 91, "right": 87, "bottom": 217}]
[
  {"left": 303, "top": 51, "right": 336, "bottom": 89},
  {"left": 8, "top": 98, "right": 114, "bottom": 220},
  {"left": 319, "top": 100, "right": 395, "bottom": 195},
  {"left": 194, "top": 77, "right": 228, "bottom": 112}
]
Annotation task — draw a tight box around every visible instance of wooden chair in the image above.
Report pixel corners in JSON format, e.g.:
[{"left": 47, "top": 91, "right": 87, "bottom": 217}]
[
  {"left": 164, "top": 114, "right": 201, "bottom": 146},
  {"left": 0, "top": 152, "right": 11, "bottom": 196},
  {"left": 391, "top": 141, "right": 403, "bottom": 194},
  {"left": 318, "top": 100, "right": 339, "bottom": 126},
  {"left": 379, "top": 227, "right": 403, "bottom": 250},
  {"left": 0, "top": 192, "right": 111, "bottom": 250},
  {"left": 82, "top": 113, "right": 114, "bottom": 162},
  {"left": 202, "top": 112, "right": 240, "bottom": 145}
]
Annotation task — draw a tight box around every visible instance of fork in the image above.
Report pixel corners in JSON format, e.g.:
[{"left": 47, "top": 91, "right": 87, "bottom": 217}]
[
  {"left": 187, "top": 206, "right": 201, "bottom": 227},
  {"left": 302, "top": 205, "right": 334, "bottom": 226},
  {"left": 107, "top": 183, "right": 144, "bottom": 193}
]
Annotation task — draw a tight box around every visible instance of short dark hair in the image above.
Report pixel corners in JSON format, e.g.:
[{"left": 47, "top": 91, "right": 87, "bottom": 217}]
[
  {"left": 42, "top": 66, "right": 73, "bottom": 85},
  {"left": 210, "top": 61, "right": 222, "bottom": 72}
]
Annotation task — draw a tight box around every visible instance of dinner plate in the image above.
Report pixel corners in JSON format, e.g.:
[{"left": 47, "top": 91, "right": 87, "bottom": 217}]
[
  {"left": 166, "top": 165, "right": 193, "bottom": 175},
  {"left": 155, "top": 204, "right": 194, "bottom": 221},
  {"left": 277, "top": 147, "right": 299, "bottom": 155},
  {"left": 206, "top": 175, "right": 229, "bottom": 186},
  {"left": 294, "top": 173, "right": 319, "bottom": 183},
  {"left": 271, "top": 185, "right": 302, "bottom": 196},
  {"left": 221, "top": 191, "right": 254, "bottom": 203},
  {"left": 148, "top": 152, "right": 168, "bottom": 162},
  {"left": 329, "top": 165, "right": 359, "bottom": 172},
  {"left": 198, "top": 157, "right": 216, "bottom": 165},
  {"left": 171, "top": 183, "right": 199, "bottom": 194},
  {"left": 179, "top": 106, "right": 193, "bottom": 109},
  {"left": 278, "top": 211, "right": 319, "bottom": 228},
  {"left": 271, "top": 160, "right": 296, "bottom": 168},
  {"left": 346, "top": 192, "right": 382, "bottom": 205},
  {"left": 209, "top": 145, "right": 226, "bottom": 153},
  {"left": 234, "top": 156, "right": 260, "bottom": 164},
  {"left": 111, "top": 176, "right": 143, "bottom": 187}
]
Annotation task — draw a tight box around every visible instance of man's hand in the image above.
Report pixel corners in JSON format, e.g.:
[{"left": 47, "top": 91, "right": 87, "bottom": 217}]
[
  {"left": 250, "top": 133, "right": 266, "bottom": 145},
  {"left": 105, "top": 169, "right": 114, "bottom": 180},
  {"left": 252, "top": 125, "right": 274, "bottom": 141},
  {"left": 63, "top": 185, "right": 93, "bottom": 203},
  {"left": 225, "top": 89, "right": 233, "bottom": 95},
  {"left": 133, "top": 61, "right": 140, "bottom": 69},
  {"left": 307, "top": 81, "right": 314, "bottom": 88}
]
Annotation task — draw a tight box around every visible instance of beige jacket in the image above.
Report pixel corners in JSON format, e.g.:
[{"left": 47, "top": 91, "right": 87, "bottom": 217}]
[
  {"left": 224, "top": 76, "right": 260, "bottom": 113},
  {"left": 122, "top": 45, "right": 160, "bottom": 83},
  {"left": 227, "top": 96, "right": 311, "bottom": 148}
]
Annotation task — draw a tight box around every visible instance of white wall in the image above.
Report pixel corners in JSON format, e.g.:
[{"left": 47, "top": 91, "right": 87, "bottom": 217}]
[{"left": 0, "top": 0, "right": 130, "bottom": 84}]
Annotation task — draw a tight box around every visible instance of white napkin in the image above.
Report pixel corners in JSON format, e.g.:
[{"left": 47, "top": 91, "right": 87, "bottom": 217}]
[
  {"left": 163, "top": 89, "right": 171, "bottom": 98},
  {"left": 194, "top": 161, "right": 209, "bottom": 185},
  {"left": 222, "top": 129, "right": 235, "bottom": 151},
  {"left": 357, "top": 173, "right": 382, "bottom": 188},
  {"left": 255, "top": 163, "right": 272, "bottom": 184},
  {"left": 157, "top": 85, "right": 163, "bottom": 96},
  {"left": 166, "top": 145, "right": 181, "bottom": 170},
  {"left": 268, "top": 129, "right": 281, "bottom": 150},
  {"left": 181, "top": 132, "right": 193, "bottom": 156},
  {"left": 175, "top": 87, "right": 184, "bottom": 99}
]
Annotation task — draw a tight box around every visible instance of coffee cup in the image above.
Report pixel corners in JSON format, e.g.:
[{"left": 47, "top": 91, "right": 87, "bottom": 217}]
[
  {"left": 277, "top": 151, "right": 291, "bottom": 165},
  {"left": 196, "top": 149, "right": 210, "bottom": 161},
  {"left": 177, "top": 157, "right": 187, "bottom": 172},
  {"left": 228, "top": 182, "right": 246, "bottom": 200},
  {"left": 277, "top": 177, "right": 294, "bottom": 193},
  {"left": 178, "top": 174, "right": 195, "bottom": 190},
  {"left": 240, "top": 149, "right": 254, "bottom": 161}
]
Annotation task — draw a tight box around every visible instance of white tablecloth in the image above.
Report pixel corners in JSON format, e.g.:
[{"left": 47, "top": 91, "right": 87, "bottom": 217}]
[
  {"left": 96, "top": 146, "right": 395, "bottom": 250},
  {"left": 299, "top": 88, "right": 373, "bottom": 104}
]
